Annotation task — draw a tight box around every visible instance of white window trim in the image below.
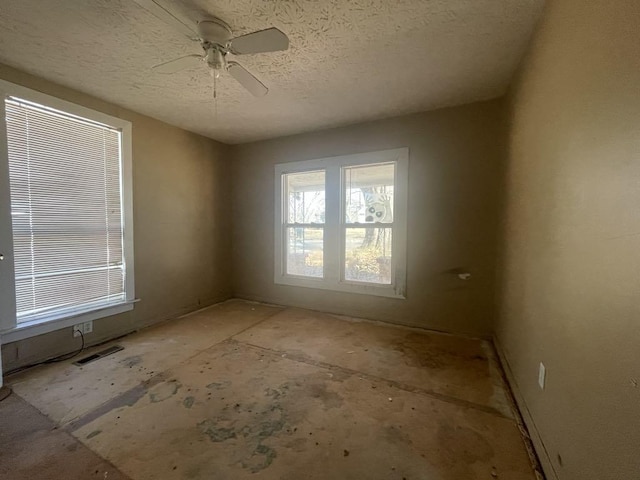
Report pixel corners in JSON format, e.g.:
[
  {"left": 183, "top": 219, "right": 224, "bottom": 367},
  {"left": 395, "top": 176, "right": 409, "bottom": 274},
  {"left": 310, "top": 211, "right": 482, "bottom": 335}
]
[
  {"left": 0, "top": 80, "right": 135, "bottom": 342},
  {"left": 274, "top": 148, "right": 408, "bottom": 299}
]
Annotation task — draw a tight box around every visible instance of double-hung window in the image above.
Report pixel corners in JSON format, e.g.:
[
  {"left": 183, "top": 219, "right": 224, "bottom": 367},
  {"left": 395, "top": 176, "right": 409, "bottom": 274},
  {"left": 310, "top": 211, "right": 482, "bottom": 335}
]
[
  {"left": 0, "top": 81, "right": 134, "bottom": 341},
  {"left": 275, "top": 148, "right": 408, "bottom": 298}
]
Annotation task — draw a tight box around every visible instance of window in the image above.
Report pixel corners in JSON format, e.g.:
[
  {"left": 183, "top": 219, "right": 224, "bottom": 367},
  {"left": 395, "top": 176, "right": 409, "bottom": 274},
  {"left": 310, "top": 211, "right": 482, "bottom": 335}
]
[
  {"left": 0, "top": 80, "right": 134, "bottom": 341},
  {"left": 284, "top": 170, "right": 325, "bottom": 278},
  {"left": 275, "top": 148, "right": 408, "bottom": 298}
]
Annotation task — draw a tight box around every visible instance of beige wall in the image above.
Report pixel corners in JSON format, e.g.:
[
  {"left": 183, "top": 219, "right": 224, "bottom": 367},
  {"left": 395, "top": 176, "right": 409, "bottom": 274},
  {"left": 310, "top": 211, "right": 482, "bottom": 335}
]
[
  {"left": 497, "top": 1, "right": 640, "bottom": 479},
  {"left": 0, "top": 64, "right": 233, "bottom": 371},
  {"left": 231, "top": 100, "right": 506, "bottom": 336}
]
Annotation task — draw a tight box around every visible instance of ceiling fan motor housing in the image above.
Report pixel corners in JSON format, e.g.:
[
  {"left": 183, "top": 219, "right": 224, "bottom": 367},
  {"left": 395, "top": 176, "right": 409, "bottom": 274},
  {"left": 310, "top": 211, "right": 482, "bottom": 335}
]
[{"left": 198, "top": 18, "right": 232, "bottom": 47}]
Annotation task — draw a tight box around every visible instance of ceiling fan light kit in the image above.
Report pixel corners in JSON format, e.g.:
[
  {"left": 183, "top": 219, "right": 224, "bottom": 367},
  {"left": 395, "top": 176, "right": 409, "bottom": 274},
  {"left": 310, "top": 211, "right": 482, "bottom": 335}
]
[
  {"left": 132, "top": 0, "right": 289, "bottom": 97},
  {"left": 205, "top": 44, "right": 225, "bottom": 72}
]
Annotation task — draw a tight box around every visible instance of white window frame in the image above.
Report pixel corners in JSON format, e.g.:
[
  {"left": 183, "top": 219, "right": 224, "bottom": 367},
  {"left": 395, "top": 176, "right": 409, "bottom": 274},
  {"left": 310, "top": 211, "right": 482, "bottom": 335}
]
[
  {"left": 274, "top": 148, "right": 408, "bottom": 299},
  {"left": 0, "top": 80, "right": 135, "bottom": 343}
]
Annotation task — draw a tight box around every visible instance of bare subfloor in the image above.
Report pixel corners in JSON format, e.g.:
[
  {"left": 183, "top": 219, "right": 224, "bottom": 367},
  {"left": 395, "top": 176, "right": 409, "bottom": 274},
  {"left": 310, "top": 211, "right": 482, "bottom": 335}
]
[{"left": 1, "top": 300, "right": 539, "bottom": 479}]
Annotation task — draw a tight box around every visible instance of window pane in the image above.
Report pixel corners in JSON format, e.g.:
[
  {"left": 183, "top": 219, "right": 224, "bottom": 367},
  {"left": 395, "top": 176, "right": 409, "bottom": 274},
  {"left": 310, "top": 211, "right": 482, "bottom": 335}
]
[
  {"left": 286, "top": 227, "right": 323, "bottom": 278},
  {"left": 286, "top": 170, "right": 325, "bottom": 224},
  {"left": 344, "top": 163, "right": 394, "bottom": 224},
  {"left": 344, "top": 227, "right": 392, "bottom": 284}
]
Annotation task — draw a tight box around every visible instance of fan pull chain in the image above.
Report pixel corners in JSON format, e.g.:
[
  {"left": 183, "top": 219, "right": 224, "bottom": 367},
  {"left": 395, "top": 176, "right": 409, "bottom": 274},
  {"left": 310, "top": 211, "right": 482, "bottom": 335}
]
[{"left": 211, "top": 69, "right": 218, "bottom": 121}]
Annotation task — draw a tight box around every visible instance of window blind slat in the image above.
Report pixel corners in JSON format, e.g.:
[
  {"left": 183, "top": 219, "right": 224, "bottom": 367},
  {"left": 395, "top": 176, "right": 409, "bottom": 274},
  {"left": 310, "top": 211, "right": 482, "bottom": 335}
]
[{"left": 5, "top": 98, "right": 125, "bottom": 324}]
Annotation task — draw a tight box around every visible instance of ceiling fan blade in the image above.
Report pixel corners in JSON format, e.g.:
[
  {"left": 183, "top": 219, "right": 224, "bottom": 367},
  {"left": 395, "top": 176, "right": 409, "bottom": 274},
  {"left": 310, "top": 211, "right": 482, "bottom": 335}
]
[
  {"left": 227, "top": 62, "right": 268, "bottom": 97},
  {"left": 132, "top": 0, "right": 199, "bottom": 40},
  {"left": 229, "top": 28, "right": 289, "bottom": 55},
  {"left": 153, "top": 54, "right": 202, "bottom": 74}
]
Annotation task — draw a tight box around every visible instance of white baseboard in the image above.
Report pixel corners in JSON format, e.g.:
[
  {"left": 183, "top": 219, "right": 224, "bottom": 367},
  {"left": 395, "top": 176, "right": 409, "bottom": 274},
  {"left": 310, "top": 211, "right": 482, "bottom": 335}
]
[{"left": 493, "top": 336, "right": 559, "bottom": 480}]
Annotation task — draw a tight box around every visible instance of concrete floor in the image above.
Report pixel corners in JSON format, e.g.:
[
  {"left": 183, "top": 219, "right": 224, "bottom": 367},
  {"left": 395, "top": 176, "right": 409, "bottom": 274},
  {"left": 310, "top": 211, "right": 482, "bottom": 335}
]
[{"left": 1, "top": 300, "right": 540, "bottom": 479}]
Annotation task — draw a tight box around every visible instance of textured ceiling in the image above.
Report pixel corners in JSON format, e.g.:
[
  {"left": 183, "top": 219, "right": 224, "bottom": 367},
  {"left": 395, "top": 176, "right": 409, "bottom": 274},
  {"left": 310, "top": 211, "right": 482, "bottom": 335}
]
[{"left": 0, "top": 0, "right": 544, "bottom": 144}]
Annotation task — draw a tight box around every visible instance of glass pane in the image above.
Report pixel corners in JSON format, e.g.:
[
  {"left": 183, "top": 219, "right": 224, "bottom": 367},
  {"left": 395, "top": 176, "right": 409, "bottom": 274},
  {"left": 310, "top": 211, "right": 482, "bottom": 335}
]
[
  {"left": 344, "top": 227, "right": 392, "bottom": 284},
  {"left": 287, "top": 227, "right": 323, "bottom": 278},
  {"left": 344, "top": 163, "right": 394, "bottom": 224},
  {"left": 285, "top": 170, "right": 325, "bottom": 224}
]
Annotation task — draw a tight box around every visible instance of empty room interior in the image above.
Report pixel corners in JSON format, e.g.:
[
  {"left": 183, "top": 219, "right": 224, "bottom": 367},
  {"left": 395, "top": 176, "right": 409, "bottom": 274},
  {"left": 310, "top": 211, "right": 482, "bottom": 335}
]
[{"left": 0, "top": 1, "right": 638, "bottom": 479}]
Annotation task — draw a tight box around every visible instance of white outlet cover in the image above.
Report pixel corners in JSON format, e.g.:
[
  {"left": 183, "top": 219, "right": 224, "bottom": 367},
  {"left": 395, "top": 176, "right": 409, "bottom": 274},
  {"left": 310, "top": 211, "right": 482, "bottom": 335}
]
[
  {"left": 83, "top": 321, "right": 93, "bottom": 334},
  {"left": 538, "top": 362, "right": 546, "bottom": 390},
  {"left": 73, "top": 324, "right": 83, "bottom": 337}
]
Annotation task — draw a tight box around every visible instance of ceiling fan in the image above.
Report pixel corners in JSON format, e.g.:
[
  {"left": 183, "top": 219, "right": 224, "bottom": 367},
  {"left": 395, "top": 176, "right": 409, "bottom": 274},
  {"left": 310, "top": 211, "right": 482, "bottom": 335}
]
[{"left": 132, "top": 0, "right": 289, "bottom": 97}]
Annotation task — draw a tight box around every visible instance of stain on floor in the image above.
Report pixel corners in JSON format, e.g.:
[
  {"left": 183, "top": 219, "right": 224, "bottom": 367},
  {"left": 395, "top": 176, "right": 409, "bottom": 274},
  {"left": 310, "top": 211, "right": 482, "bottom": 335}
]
[
  {"left": 148, "top": 379, "right": 181, "bottom": 403},
  {"left": 2, "top": 300, "right": 540, "bottom": 480}
]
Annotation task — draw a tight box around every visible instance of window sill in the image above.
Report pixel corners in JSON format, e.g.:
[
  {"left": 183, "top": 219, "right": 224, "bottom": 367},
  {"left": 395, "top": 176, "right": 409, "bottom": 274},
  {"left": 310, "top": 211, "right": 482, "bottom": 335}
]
[
  {"left": 0, "top": 301, "right": 136, "bottom": 343},
  {"left": 275, "top": 275, "right": 406, "bottom": 299}
]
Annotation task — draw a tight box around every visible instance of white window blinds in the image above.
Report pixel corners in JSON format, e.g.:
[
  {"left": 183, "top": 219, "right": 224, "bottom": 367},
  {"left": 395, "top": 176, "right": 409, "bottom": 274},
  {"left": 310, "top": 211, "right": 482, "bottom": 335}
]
[{"left": 5, "top": 97, "right": 126, "bottom": 324}]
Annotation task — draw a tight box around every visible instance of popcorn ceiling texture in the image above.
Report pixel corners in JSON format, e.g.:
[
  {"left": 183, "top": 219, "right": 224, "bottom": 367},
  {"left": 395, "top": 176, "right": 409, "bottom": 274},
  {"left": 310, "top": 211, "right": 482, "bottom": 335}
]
[{"left": 0, "top": 0, "right": 543, "bottom": 143}]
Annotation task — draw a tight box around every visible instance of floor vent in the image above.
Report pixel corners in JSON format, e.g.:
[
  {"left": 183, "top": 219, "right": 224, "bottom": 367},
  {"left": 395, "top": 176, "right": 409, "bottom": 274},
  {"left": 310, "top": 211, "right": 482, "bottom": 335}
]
[{"left": 73, "top": 345, "right": 124, "bottom": 366}]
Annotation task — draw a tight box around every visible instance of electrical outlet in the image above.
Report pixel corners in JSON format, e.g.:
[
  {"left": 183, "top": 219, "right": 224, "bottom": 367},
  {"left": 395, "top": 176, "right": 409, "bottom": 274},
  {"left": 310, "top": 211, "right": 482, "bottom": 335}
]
[
  {"left": 72, "top": 321, "right": 93, "bottom": 337},
  {"left": 538, "top": 362, "right": 546, "bottom": 390}
]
